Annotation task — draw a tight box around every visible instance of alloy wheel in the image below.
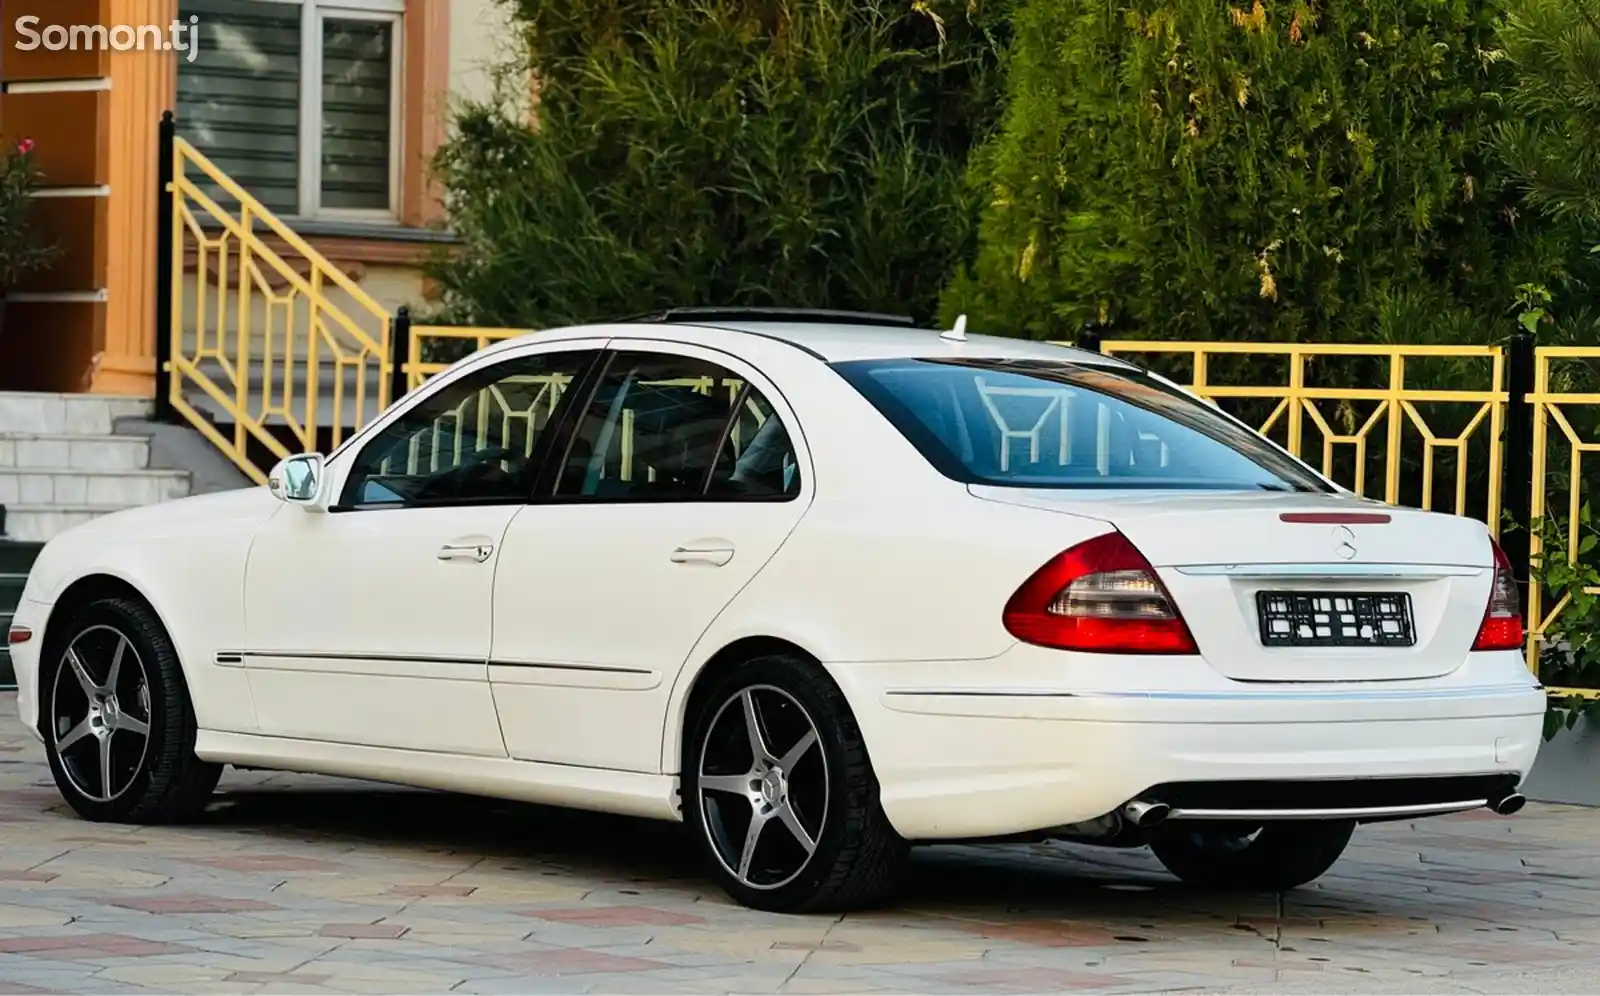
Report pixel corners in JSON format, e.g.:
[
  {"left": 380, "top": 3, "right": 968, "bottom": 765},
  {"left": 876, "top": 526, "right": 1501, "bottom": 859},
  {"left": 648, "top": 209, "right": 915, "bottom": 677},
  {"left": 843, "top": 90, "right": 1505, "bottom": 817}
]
[
  {"left": 697, "top": 685, "right": 829, "bottom": 890},
  {"left": 50, "top": 625, "right": 153, "bottom": 803}
]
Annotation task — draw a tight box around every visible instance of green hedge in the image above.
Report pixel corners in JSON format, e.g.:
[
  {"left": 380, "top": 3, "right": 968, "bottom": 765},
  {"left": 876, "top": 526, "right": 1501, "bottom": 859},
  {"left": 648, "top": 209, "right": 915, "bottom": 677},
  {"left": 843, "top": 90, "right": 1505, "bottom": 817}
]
[
  {"left": 427, "top": 0, "right": 1012, "bottom": 329},
  {"left": 944, "top": 0, "right": 1575, "bottom": 344}
]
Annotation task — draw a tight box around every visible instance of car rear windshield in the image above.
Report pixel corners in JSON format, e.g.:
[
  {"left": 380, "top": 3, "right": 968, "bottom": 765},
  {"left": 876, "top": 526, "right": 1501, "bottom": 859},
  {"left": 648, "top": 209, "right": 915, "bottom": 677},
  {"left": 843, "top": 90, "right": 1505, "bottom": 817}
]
[{"left": 832, "top": 357, "right": 1329, "bottom": 492}]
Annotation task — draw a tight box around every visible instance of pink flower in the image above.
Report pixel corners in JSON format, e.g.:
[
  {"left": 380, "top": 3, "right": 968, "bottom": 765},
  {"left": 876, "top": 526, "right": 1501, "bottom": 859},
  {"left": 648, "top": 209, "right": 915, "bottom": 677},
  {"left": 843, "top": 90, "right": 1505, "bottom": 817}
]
[{"left": 16, "top": 138, "right": 36, "bottom": 155}]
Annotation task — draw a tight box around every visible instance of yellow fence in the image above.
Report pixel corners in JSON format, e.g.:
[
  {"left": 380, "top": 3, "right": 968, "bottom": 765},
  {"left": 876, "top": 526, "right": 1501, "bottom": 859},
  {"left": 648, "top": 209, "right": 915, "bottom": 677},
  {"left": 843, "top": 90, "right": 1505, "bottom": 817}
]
[
  {"left": 168, "top": 138, "right": 393, "bottom": 485},
  {"left": 1527, "top": 347, "right": 1600, "bottom": 702},
  {"left": 1095, "top": 341, "right": 1508, "bottom": 528},
  {"left": 405, "top": 325, "right": 529, "bottom": 392}
]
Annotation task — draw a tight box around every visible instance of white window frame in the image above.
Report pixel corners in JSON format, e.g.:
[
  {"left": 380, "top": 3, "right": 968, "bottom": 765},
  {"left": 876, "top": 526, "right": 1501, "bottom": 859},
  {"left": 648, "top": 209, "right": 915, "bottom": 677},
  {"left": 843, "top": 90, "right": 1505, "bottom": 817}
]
[{"left": 211, "top": 0, "right": 405, "bottom": 222}]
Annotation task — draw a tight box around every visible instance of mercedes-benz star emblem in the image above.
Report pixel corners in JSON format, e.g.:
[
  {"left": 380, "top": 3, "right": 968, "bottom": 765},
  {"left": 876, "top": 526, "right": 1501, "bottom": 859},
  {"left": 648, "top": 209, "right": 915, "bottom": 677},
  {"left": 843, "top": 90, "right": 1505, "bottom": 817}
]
[{"left": 1332, "top": 525, "right": 1358, "bottom": 560}]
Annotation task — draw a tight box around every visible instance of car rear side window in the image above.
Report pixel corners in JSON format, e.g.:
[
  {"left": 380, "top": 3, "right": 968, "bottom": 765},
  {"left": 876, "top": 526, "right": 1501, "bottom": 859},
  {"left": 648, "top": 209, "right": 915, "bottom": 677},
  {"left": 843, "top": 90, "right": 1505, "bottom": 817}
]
[
  {"left": 554, "top": 352, "right": 801, "bottom": 501},
  {"left": 833, "top": 357, "right": 1328, "bottom": 492}
]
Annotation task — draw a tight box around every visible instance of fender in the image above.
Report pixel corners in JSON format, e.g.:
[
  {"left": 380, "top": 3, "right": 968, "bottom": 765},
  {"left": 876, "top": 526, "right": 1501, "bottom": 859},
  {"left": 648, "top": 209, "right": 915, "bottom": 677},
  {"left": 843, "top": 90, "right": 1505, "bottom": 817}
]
[{"left": 657, "top": 613, "right": 849, "bottom": 775}]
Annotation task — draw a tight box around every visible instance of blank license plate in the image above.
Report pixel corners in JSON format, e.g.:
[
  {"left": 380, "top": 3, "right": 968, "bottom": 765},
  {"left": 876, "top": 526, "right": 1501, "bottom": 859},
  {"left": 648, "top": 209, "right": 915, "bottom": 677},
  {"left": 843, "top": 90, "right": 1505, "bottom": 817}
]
[{"left": 1256, "top": 592, "right": 1416, "bottom": 648}]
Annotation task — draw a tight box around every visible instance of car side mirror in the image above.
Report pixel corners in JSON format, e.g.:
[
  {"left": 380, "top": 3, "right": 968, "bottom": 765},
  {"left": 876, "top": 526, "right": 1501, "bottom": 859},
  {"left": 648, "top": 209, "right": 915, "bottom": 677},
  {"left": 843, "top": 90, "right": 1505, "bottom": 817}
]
[{"left": 267, "top": 453, "right": 327, "bottom": 510}]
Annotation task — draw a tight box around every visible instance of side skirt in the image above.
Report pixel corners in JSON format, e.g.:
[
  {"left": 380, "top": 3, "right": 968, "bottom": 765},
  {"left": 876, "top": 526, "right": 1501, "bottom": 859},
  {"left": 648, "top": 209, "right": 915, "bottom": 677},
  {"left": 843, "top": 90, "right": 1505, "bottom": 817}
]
[{"left": 194, "top": 730, "right": 683, "bottom": 822}]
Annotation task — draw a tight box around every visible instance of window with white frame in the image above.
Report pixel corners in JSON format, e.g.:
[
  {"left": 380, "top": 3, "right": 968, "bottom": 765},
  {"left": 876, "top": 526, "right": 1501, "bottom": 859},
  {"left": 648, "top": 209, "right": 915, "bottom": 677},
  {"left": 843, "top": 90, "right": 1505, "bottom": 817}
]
[{"left": 178, "top": 0, "right": 403, "bottom": 221}]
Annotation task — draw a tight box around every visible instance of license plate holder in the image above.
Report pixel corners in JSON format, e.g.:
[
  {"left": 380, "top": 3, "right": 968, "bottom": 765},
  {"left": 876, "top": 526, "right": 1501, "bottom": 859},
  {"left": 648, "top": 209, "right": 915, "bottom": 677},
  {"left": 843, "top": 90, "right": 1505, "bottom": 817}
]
[{"left": 1256, "top": 591, "right": 1416, "bottom": 648}]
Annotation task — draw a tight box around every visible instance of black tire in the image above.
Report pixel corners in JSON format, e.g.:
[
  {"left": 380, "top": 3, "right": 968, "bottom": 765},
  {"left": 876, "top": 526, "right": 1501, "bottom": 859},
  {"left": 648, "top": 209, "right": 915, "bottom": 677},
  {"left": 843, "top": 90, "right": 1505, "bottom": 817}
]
[
  {"left": 1150, "top": 821, "right": 1355, "bottom": 891},
  {"left": 682, "top": 654, "right": 907, "bottom": 913},
  {"left": 42, "top": 597, "right": 221, "bottom": 824}
]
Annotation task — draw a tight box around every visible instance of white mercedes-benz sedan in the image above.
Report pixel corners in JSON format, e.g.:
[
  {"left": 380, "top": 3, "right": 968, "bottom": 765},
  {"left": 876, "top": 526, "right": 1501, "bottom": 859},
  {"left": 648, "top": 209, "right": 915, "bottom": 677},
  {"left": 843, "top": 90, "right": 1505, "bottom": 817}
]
[{"left": 7, "top": 310, "right": 1545, "bottom": 912}]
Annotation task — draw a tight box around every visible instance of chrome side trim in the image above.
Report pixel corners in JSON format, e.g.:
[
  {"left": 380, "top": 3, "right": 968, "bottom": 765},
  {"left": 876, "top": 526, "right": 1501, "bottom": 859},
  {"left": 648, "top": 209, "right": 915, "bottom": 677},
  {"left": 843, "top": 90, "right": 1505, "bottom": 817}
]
[
  {"left": 239, "top": 650, "right": 483, "bottom": 666},
  {"left": 489, "top": 660, "right": 654, "bottom": 676},
  {"left": 883, "top": 682, "right": 1541, "bottom": 703},
  {"left": 1168, "top": 800, "right": 1486, "bottom": 821},
  {"left": 1172, "top": 562, "right": 1482, "bottom": 579}
]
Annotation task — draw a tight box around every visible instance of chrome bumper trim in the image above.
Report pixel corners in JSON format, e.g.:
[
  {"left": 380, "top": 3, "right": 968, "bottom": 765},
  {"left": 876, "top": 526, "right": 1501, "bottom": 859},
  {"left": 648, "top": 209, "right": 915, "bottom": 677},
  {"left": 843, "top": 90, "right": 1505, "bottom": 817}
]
[{"left": 1167, "top": 800, "right": 1488, "bottom": 821}]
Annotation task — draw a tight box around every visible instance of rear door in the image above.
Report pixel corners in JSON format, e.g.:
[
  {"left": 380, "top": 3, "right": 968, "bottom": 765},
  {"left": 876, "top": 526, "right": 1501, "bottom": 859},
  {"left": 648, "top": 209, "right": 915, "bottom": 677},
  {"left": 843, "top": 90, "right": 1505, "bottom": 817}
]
[{"left": 490, "top": 344, "right": 812, "bottom": 772}]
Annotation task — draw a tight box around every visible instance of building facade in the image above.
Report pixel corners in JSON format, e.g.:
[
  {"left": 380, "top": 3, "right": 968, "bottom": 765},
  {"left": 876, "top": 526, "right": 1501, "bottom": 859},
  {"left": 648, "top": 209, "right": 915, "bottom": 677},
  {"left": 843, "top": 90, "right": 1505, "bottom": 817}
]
[{"left": 0, "top": 0, "right": 507, "bottom": 396}]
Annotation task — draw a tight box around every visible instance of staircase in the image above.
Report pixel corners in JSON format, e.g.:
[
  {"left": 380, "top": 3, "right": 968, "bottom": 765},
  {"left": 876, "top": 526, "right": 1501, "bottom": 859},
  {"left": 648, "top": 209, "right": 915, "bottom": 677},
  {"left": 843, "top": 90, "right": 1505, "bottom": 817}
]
[
  {"left": 167, "top": 135, "right": 395, "bottom": 484},
  {"left": 0, "top": 393, "right": 194, "bottom": 542},
  {"left": 0, "top": 540, "right": 39, "bottom": 688}
]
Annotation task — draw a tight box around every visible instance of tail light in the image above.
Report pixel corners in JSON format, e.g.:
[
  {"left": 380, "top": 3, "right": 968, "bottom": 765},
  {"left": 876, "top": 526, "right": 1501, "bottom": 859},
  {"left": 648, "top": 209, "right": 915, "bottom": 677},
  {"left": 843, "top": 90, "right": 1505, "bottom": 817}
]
[
  {"left": 1003, "top": 531, "right": 1197, "bottom": 654},
  {"left": 1472, "top": 538, "right": 1523, "bottom": 652}
]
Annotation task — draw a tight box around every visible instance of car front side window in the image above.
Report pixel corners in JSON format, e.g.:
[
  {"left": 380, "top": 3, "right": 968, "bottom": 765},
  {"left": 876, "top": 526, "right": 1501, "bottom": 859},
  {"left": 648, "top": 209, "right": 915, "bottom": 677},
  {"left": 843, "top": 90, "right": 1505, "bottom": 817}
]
[{"left": 339, "top": 350, "right": 596, "bottom": 508}]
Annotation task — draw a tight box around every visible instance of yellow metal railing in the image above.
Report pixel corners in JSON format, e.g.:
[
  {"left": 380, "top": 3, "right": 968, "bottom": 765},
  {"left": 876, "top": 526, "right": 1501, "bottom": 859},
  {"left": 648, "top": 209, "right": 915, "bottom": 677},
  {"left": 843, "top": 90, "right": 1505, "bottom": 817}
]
[
  {"left": 169, "top": 137, "right": 393, "bottom": 485},
  {"left": 1093, "top": 342, "right": 1507, "bottom": 528},
  {"left": 1527, "top": 347, "right": 1600, "bottom": 701},
  {"left": 406, "top": 324, "right": 529, "bottom": 391}
]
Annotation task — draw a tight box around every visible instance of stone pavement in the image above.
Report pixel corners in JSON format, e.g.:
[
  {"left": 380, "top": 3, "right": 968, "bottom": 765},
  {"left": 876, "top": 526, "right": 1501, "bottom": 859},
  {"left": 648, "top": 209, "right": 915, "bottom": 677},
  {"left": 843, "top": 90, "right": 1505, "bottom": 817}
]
[{"left": 2, "top": 694, "right": 1599, "bottom": 995}]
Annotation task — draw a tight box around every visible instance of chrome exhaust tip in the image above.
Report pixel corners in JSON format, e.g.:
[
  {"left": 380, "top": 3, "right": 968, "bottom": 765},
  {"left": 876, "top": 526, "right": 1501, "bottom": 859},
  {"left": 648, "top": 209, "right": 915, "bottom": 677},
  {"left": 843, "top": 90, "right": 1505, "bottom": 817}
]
[
  {"left": 1489, "top": 793, "right": 1526, "bottom": 816},
  {"left": 1121, "top": 799, "right": 1171, "bottom": 829}
]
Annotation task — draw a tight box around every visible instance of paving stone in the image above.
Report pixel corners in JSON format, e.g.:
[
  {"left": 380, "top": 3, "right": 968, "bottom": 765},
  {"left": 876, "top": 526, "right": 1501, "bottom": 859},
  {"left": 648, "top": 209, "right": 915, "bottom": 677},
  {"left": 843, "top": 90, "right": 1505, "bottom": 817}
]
[{"left": 3, "top": 692, "right": 1600, "bottom": 994}]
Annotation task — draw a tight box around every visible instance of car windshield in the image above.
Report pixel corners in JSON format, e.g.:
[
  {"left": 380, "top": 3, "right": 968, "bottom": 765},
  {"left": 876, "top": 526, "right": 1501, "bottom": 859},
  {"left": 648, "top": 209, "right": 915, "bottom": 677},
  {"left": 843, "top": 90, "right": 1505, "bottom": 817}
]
[{"left": 832, "top": 357, "right": 1328, "bottom": 492}]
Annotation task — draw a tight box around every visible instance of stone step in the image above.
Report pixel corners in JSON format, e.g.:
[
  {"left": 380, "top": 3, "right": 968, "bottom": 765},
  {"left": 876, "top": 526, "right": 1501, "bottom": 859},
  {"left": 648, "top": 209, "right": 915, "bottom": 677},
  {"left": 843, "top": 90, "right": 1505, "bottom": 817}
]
[
  {"left": 0, "top": 505, "right": 140, "bottom": 543},
  {"left": 0, "top": 433, "right": 153, "bottom": 471},
  {"left": 0, "top": 393, "right": 153, "bottom": 437},
  {"left": 0, "top": 468, "right": 191, "bottom": 508}
]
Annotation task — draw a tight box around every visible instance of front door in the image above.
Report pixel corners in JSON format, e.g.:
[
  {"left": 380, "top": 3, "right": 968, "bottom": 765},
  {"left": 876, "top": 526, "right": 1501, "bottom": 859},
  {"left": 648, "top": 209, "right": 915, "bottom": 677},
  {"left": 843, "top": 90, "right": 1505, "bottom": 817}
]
[
  {"left": 491, "top": 345, "right": 811, "bottom": 771},
  {"left": 241, "top": 344, "right": 601, "bottom": 755}
]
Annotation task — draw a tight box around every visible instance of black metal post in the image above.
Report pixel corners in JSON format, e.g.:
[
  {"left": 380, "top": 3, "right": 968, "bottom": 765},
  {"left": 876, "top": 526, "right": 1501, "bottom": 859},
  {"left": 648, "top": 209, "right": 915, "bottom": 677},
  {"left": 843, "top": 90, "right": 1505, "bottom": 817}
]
[
  {"left": 1078, "top": 322, "right": 1105, "bottom": 354},
  {"left": 389, "top": 306, "right": 413, "bottom": 406},
  {"left": 1502, "top": 329, "right": 1537, "bottom": 611},
  {"left": 152, "top": 111, "right": 177, "bottom": 423}
]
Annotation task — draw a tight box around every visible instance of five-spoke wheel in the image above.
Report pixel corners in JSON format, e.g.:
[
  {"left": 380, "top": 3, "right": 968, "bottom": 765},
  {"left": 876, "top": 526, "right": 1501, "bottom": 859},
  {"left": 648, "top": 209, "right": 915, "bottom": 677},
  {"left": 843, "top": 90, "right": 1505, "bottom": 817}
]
[
  {"left": 43, "top": 597, "right": 221, "bottom": 824},
  {"left": 50, "top": 625, "right": 154, "bottom": 803},
  {"left": 698, "top": 685, "right": 828, "bottom": 890},
  {"left": 684, "top": 654, "right": 906, "bottom": 913}
]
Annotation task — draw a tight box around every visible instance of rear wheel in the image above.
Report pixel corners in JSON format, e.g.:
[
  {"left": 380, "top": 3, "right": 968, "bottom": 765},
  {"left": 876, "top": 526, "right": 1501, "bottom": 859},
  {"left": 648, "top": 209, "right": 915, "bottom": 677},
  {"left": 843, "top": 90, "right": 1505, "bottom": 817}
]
[
  {"left": 683, "top": 654, "right": 907, "bottom": 913},
  {"left": 42, "top": 598, "right": 221, "bottom": 824},
  {"left": 1149, "top": 821, "right": 1354, "bottom": 891}
]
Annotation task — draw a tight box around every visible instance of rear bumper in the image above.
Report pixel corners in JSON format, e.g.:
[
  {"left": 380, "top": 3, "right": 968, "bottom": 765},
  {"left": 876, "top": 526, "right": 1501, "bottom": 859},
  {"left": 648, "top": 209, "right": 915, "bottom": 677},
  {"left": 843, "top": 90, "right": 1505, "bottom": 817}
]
[{"left": 826, "top": 646, "right": 1546, "bottom": 841}]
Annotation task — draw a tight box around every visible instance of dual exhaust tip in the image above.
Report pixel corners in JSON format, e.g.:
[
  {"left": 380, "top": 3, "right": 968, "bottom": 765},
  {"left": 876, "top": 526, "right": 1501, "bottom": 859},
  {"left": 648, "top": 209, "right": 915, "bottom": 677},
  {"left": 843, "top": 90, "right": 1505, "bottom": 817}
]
[
  {"left": 1118, "top": 793, "right": 1526, "bottom": 826},
  {"left": 1489, "top": 792, "right": 1526, "bottom": 816},
  {"left": 1121, "top": 800, "right": 1171, "bottom": 829}
]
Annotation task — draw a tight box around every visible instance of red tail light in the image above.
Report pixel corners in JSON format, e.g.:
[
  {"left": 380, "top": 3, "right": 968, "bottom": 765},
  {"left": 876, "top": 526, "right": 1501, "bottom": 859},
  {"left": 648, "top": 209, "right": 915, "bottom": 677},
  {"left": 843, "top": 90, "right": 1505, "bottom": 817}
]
[
  {"left": 1003, "top": 532, "right": 1197, "bottom": 654},
  {"left": 1472, "top": 537, "right": 1523, "bottom": 652}
]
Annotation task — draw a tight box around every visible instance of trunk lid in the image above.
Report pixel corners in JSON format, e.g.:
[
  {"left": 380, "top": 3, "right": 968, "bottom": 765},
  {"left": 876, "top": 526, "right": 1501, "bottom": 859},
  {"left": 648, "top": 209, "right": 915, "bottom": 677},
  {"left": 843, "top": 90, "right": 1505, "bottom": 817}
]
[{"left": 970, "top": 487, "right": 1494, "bottom": 682}]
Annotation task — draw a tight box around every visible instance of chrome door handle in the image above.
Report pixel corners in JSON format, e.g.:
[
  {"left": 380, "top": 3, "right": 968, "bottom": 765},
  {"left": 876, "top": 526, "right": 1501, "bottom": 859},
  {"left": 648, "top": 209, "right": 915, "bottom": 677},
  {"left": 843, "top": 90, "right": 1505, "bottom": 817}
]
[
  {"left": 670, "top": 546, "right": 734, "bottom": 567},
  {"left": 438, "top": 543, "right": 494, "bottom": 563}
]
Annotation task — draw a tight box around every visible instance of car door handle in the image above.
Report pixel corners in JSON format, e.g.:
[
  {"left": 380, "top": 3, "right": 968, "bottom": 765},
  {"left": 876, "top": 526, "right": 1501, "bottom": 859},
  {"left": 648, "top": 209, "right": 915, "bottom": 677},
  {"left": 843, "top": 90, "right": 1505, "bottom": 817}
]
[
  {"left": 670, "top": 546, "right": 734, "bottom": 567},
  {"left": 438, "top": 543, "right": 494, "bottom": 563}
]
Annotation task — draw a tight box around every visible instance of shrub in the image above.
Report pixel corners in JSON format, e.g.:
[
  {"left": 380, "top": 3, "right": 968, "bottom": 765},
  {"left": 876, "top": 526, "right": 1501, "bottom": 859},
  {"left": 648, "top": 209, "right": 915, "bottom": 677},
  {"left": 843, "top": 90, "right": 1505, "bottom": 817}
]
[
  {"left": 0, "top": 139, "right": 60, "bottom": 288},
  {"left": 428, "top": 0, "right": 1013, "bottom": 330}
]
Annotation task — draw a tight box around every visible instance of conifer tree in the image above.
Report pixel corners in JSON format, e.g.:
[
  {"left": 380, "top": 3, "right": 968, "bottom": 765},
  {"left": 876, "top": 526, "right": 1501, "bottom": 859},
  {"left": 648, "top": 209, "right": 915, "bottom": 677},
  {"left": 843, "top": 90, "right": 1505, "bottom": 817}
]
[{"left": 948, "top": 0, "right": 1557, "bottom": 344}]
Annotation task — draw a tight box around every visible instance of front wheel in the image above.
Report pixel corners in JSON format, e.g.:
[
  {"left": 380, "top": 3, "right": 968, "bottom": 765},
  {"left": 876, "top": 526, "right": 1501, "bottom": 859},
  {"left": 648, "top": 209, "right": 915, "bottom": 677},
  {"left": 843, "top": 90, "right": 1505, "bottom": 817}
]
[
  {"left": 1149, "top": 821, "right": 1355, "bottom": 891},
  {"left": 42, "top": 597, "right": 221, "bottom": 824},
  {"left": 683, "top": 655, "right": 907, "bottom": 913}
]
